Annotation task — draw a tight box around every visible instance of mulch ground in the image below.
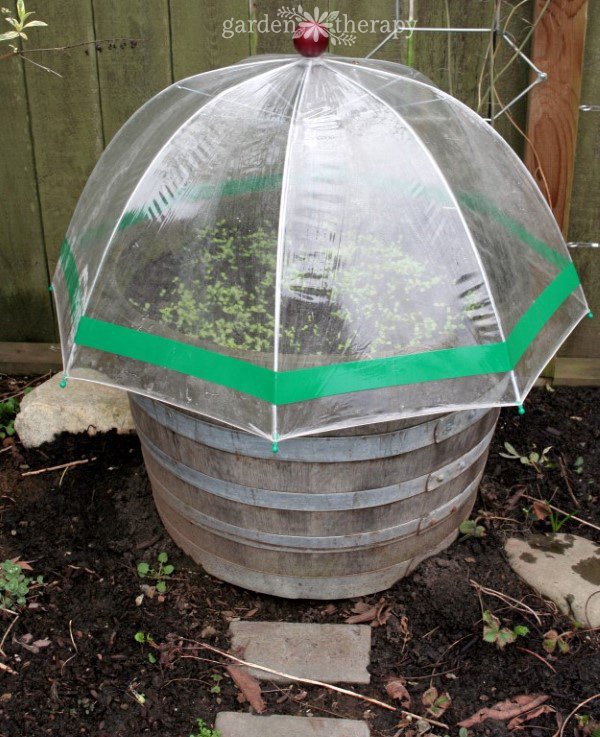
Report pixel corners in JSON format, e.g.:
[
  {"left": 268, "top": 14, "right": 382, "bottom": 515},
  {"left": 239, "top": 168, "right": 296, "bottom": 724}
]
[{"left": 0, "top": 375, "right": 599, "bottom": 737}]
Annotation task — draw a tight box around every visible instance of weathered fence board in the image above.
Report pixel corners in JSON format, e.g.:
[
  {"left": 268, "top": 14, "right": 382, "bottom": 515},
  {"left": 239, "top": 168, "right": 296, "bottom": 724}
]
[
  {"left": 170, "top": 0, "right": 249, "bottom": 81},
  {"left": 22, "top": 0, "right": 103, "bottom": 277},
  {"left": 92, "top": 0, "right": 173, "bottom": 143},
  {"left": 0, "top": 5, "right": 55, "bottom": 342}
]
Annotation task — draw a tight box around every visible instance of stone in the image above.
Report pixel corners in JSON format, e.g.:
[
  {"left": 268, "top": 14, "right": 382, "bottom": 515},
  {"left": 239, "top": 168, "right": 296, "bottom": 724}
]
[
  {"left": 505, "top": 534, "right": 600, "bottom": 626},
  {"left": 229, "top": 621, "right": 371, "bottom": 684},
  {"left": 15, "top": 370, "right": 135, "bottom": 448},
  {"left": 215, "top": 713, "right": 370, "bottom": 737}
]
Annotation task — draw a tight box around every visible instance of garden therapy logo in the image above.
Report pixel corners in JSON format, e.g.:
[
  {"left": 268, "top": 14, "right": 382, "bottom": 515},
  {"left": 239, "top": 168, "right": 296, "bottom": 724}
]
[
  {"left": 279, "top": 6, "right": 355, "bottom": 47},
  {"left": 221, "top": 7, "right": 417, "bottom": 44}
]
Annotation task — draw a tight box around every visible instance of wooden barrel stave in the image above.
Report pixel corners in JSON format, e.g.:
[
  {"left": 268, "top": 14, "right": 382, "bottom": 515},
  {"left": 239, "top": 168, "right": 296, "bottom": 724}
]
[{"left": 130, "top": 394, "right": 499, "bottom": 599}]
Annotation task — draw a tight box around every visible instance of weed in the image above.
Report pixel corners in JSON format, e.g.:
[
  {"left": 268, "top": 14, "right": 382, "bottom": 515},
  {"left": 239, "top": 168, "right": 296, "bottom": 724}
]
[
  {"left": 500, "top": 442, "right": 554, "bottom": 472},
  {"left": 576, "top": 714, "right": 600, "bottom": 737},
  {"left": 137, "top": 552, "right": 174, "bottom": 594},
  {"left": 459, "top": 518, "right": 485, "bottom": 540},
  {"left": 528, "top": 500, "right": 575, "bottom": 533},
  {"left": 542, "top": 629, "right": 571, "bottom": 655},
  {"left": 134, "top": 631, "right": 158, "bottom": 664},
  {"left": 0, "top": 397, "right": 19, "bottom": 439},
  {"left": 190, "top": 718, "right": 221, "bottom": 737},
  {"left": 573, "top": 456, "right": 585, "bottom": 475},
  {"left": 0, "top": 559, "right": 43, "bottom": 610},
  {"left": 210, "top": 673, "right": 223, "bottom": 695},
  {"left": 482, "top": 610, "right": 528, "bottom": 649}
]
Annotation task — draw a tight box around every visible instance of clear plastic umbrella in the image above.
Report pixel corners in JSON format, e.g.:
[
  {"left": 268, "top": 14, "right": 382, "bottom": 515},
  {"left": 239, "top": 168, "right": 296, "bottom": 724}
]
[{"left": 52, "top": 53, "right": 590, "bottom": 443}]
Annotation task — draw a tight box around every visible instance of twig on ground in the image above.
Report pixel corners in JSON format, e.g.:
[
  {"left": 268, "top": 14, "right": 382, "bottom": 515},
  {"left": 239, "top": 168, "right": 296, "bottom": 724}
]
[
  {"left": 556, "top": 693, "right": 600, "bottom": 737},
  {"left": 61, "top": 619, "right": 78, "bottom": 673},
  {"left": 0, "top": 661, "right": 17, "bottom": 675},
  {"left": 558, "top": 454, "right": 580, "bottom": 509},
  {"left": 516, "top": 647, "right": 557, "bottom": 673},
  {"left": 522, "top": 495, "right": 600, "bottom": 534},
  {"left": 0, "top": 373, "right": 51, "bottom": 401},
  {"left": 470, "top": 580, "right": 545, "bottom": 626},
  {"left": 0, "top": 614, "right": 19, "bottom": 657},
  {"left": 22, "top": 458, "right": 95, "bottom": 477},
  {"left": 180, "top": 640, "right": 449, "bottom": 729}
]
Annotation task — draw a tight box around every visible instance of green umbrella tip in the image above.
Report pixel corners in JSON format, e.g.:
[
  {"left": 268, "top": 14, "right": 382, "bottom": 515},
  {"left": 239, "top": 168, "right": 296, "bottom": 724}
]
[
  {"left": 518, "top": 404, "right": 526, "bottom": 416},
  {"left": 59, "top": 375, "right": 68, "bottom": 389},
  {"left": 272, "top": 432, "right": 279, "bottom": 454}
]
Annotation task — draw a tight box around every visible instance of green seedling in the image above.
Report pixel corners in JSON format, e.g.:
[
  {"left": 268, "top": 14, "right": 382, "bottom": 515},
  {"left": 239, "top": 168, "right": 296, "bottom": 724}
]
[
  {"left": 137, "top": 551, "right": 174, "bottom": 593},
  {"left": 422, "top": 687, "right": 451, "bottom": 718},
  {"left": 576, "top": 714, "right": 600, "bottom": 737},
  {"left": 0, "top": 397, "right": 19, "bottom": 439},
  {"left": 482, "top": 610, "right": 529, "bottom": 649},
  {"left": 529, "top": 499, "right": 576, "bottom": 533},
  {"left": 210, "top": 673, "right": 223, "bottom": 695},
  {"left": 499, "top": 442, "right": 553, "bottom": 472},
  {"left": 134, "top": 631, "right": 158, "bottom": 664},
  {"left": 459, "top": 518, "right": 485, "bottom": 540},
  {"left": 573, "top": 456, "right": 584, "bottom": 475},
  {"left": 190, "top": 719, "right": 221, "bottom": 737},
  {"left": 0, "top": 1, "right": 47, "bottom": 44},
  {"left": 542, "top": 629, "right": 571, "bottom": 655},
  {"left": 0, "top": 559, "right": 43, "bottom": 610}
]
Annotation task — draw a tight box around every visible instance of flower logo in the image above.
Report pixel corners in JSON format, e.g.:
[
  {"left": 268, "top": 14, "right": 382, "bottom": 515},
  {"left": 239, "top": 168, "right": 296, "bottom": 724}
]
[{"left": 278, "top": 5, "right": 356, "bottom": 46}]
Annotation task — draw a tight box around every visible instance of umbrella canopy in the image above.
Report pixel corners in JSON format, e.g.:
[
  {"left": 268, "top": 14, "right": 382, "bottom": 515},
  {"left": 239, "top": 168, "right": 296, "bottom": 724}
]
[{"left": 53, "top": 54, "right": 589, "bottom": 442}]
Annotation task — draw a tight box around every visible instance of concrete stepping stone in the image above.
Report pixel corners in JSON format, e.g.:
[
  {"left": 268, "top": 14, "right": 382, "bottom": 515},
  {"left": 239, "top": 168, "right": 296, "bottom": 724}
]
[
  {"left": 505, "top": 533, "right": 600, "bottom": 626},
  {"left": 15, "top": 370, "right": 134, "bottom": 448},
  {"left": 229, "top": 621, "right": 371, "bottom": 684},
  {"left": 215, "top": 712, "right": 370, "bottom": 737}
]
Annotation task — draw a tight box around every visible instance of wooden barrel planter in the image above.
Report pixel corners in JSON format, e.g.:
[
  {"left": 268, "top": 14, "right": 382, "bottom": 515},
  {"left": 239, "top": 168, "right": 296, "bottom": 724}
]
[{"left": 130, "top": 394, "right": 499, "bottom": 600}]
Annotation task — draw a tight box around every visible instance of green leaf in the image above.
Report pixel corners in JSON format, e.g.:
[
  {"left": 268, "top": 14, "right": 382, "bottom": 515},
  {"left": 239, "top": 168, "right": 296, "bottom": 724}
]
[
  {"left": 483, "top": 630, "right": 498, "bottom": 643},
  {"left": 24, "top": 20, "right": 47, "bottom": 27},
  {"left": 137, "top": 562, "right": 150, "bottom": 576},
  {"left": 529, "top": 452, "right": 540, "bottom": 464},
  {"left": 210, "top": 685, "right": 221, "bottom": 694},
  {"left": 156, "top": 580, "right": 167, "bottom": 594},
  {"left": 157, "top": 552, "right": 168, "bottom": 564},
  {"left": 542, "top": 637, "right": 556, "bottom": 653},
  {"left": 5, "top": 16, "right": 19, "bottom": 28},
  {"left": 513, "top": 625, "right": 529, "bottom": 637},
  {"left": 162, "top": 564, "right": 174, "bottom": 576},
  {"left": 134, "top": 632, "right": 145, "bottom": 643},
  {"left": 16, "top": 0, "right": 25, "bottom": 21},
  {"left": 503, "top": 442, "right": 519, "bottom": 457},
  {"left": 0, "top": 30, "right": 19, "bottom": 40},
  {"left": 148, "top": 652, "right": 157, "bottom": 664},
  {"left": 558, "top": 639, "right": 570, "bottom": 654}
]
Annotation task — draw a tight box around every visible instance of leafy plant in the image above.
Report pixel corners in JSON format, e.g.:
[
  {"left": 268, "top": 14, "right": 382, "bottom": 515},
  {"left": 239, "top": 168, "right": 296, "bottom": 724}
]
[
  {"left": 499, "top": 442, "right": 553, "bottom": 472},
  {"left": 190, "top": 719, "right": 221, "bottom": 737},
  {"left": 0, "top": 1, "right": 47, "bottom": 43},
  {"left": 482, "top": 610, "right": 528, "bottom": 649},
  {"left": 459, "top": 518, "right": 485, "bottom": 540},
  {"left": 0, "top": 559, "right": 42, "bottom": 610},
  {"left": 0, "top": 396, "right": 19, "bottom": 439},
  {"left": 137, "top": 551, "right": 174, "bottom": 594},
  {"left": 542, "top": 629, "right": 571, "bottom": 655},
  {"left": 573, "top": 456, "right": 584, "bottom": 475},
  {"left": 210, "top": 673, "right": 223, "bottom": 695},
  {"left": 422, "top": 687, "right": 451, "bottom": 718},
  {"left": 134, "top": 631, "right": 158, "bottom": 664},
  {"left": 529, "top": 499, "right": 575, "bottom": 533}
]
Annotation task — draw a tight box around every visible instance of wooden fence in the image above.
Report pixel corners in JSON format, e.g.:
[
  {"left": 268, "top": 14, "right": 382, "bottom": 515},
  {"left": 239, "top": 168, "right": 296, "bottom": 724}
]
[{"left": 0, "top": 0, "right": 598, "bottom": 379}]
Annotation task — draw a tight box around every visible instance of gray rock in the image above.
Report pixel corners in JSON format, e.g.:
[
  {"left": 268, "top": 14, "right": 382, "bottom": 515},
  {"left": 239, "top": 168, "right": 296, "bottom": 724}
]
[
  {"left": 229, "top": 621, "right": 371, "bottom": 684},
  {"left": 15, "top": 370, "right": 135, "bottom": 448},
  {"left": 215, "top": 713, "right": 370, "bottom": 737},
  {"left": 505, "top": 534, "right": 600, "bottom": 626}
]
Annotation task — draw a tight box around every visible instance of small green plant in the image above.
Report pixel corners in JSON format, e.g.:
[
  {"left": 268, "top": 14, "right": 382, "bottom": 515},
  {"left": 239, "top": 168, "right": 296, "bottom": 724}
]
[
  {"left": 190, "top": 718, "right": 221, "bottom": 737},
  {"left": 542, "top": 629, "right": 571, "bottom": 655},
  {"left": 576, "top": 715, "right": 600, "bottom": 737},
  {"left": 573, "top": 456, "right": 584, "bottom": 475},
  {"left": 529, "top": 499, "right": 575, "bottom": 533},
  {"left": 0, "top": 397, "right": 19, "bottom": 439},
  {"left": 499, "top": 442, "right": 553, "bottom": 472},
  {"left": 482, "top": 610, "right": 528, "bottom": 649},
  {"left": 0, "top": 559, "right": 42, "bottom": 610},
  {"left": 137, "top": 551, "right": 174, "bottom": 594},
  {"left": 459, "top": 517, "right": 485, "bottom": 540},
  {"left": 210, "top": 673, "right": 223, "bottom": 694},
  {"left": 134, "top": 631, "right": 158, "bottom": 664},
  {"left": 0, "top": 1, "right": 47, "bottom": 43}
]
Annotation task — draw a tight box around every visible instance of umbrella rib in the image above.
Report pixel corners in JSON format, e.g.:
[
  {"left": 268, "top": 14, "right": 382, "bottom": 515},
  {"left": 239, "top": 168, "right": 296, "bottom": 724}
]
[
  {"left": 325, "top": 61, "right": 517, "bottom": 398},
  {"left": 66, "top": 61, "right": 297, "bottom": 377},
  {"left": 272, "top": 60, "right": 313, "bottom": 442}
]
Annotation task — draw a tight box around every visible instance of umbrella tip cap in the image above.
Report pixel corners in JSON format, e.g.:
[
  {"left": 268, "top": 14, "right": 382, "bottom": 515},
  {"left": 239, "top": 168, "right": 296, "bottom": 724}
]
[
  {"left": 588, "top": 311, "right": 594, "bottom": 319},
  {"left": 59, "top": 375, "right": 68, "bottom": 389},
  {"left": 272, "top": 431, "right": 279, "bottom": 454},
  {"left": 518, "top": 404, "right": 526, "bottom": 416}
]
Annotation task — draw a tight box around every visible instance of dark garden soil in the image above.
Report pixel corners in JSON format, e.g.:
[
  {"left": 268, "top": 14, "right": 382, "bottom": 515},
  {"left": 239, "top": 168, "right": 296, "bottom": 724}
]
[{"left": 0, "top": 375, "right": 599, "bottom": 737}]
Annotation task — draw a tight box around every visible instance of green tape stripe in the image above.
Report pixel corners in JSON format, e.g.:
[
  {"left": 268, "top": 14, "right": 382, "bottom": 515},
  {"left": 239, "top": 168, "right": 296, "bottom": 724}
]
[
  {"left": 58, "top": 238, "right": 81, "bottom": 321},
  {"left": 74, "top": 263, "right": 581, "bottom": 405}
]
